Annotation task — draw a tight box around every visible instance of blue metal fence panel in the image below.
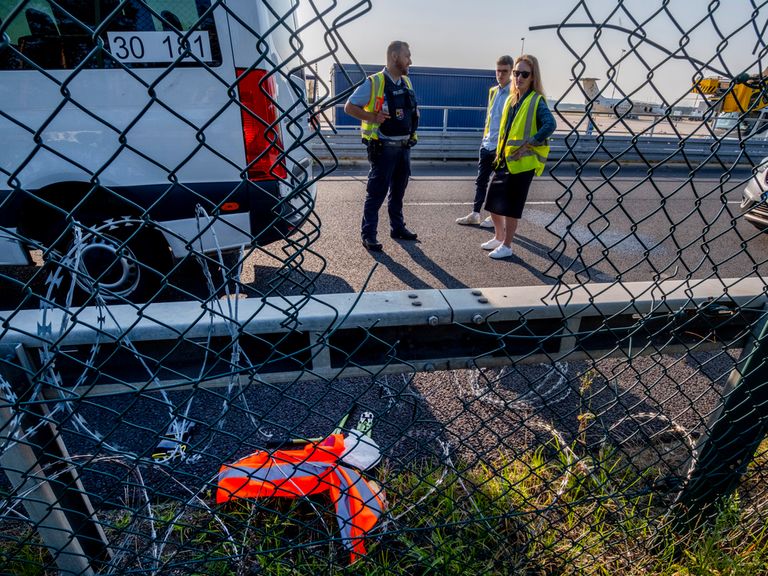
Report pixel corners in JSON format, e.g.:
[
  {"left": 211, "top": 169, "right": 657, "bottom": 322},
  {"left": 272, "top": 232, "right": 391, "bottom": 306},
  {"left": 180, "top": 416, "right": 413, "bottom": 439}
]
[{"left": 332, "top": 63, "right": 495, "bottom": 130}]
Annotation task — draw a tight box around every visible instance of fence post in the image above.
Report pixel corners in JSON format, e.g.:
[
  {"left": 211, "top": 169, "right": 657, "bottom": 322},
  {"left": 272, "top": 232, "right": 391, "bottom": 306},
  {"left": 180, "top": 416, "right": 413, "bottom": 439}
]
[
  {"left": 671, "top": 306, "right": 768, "bottom": 527},
  {"left": 0, "top": 345, "right": 111, "bottom": 575}
]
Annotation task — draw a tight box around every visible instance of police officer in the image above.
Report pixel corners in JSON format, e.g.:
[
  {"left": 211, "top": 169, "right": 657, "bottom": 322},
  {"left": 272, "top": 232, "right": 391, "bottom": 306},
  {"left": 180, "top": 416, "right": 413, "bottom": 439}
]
[{"left": 344, "top": 41, "right": 419, "bottom": 251}]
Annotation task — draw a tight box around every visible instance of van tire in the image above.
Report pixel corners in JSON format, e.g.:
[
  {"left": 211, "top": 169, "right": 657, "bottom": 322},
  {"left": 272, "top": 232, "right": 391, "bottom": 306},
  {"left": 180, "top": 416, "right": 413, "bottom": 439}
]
[{"left": 46, "top": 218, "right": 173, "bottom": 304}]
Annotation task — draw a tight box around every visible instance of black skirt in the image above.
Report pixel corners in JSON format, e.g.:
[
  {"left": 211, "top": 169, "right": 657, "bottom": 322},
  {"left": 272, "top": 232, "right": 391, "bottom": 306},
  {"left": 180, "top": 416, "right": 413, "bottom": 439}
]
[{"left": 484, "top": 169, "right": 535, "bottom": 218}]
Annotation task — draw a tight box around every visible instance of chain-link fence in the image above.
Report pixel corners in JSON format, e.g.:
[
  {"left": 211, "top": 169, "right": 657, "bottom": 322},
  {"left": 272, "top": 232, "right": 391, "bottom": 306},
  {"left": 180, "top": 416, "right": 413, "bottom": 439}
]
[{"left": 2, "top": 0, "right": 768, "bottom": 574}]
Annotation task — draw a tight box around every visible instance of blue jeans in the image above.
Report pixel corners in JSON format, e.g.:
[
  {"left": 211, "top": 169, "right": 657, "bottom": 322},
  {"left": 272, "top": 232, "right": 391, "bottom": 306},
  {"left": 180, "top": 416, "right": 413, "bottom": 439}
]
[
  {"left": 474, "top": 147, "right": 497, "bottom": 213},
  {"left": 361, "top": 142, "right": 411, "bottom": 240}
]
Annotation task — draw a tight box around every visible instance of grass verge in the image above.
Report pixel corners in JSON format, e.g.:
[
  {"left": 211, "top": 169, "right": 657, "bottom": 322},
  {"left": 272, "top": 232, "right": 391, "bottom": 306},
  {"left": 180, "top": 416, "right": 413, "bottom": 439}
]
[{"left": 4, "top": 440, "right": 768, "bottom": 575}]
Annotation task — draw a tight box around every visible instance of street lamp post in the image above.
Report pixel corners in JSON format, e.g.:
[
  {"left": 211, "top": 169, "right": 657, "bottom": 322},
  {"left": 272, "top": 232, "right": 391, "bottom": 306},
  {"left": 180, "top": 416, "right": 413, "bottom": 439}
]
[{"left": 520, "top": 37, "right": 525, "bottom": 56}]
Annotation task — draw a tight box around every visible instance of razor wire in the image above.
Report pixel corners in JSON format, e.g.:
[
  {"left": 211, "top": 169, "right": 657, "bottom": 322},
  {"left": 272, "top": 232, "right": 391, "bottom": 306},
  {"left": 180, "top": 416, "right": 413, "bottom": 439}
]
[{"left": 2, "top": 0, "right": 768, "bottom": 575}]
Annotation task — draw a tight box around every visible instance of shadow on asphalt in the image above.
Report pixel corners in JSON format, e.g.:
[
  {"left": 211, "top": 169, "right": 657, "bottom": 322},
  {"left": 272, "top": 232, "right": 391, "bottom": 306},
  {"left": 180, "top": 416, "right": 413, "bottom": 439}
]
[
  {"left": 514, "top": 234, "right": 615, "bottom": 284},
  {"left": 364, "top": 239, "right": 469, "bottom": 290}
]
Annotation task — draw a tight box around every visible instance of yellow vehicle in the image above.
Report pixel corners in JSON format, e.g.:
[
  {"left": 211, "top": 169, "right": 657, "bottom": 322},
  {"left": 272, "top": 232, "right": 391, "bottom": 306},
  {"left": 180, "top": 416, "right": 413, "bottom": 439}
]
[{"left": 693, "top": 71, "right": 768, "bottom": 134}]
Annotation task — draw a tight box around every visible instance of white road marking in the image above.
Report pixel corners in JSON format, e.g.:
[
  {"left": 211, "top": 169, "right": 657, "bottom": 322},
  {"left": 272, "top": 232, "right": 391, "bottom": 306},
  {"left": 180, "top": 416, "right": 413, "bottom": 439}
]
[
  {"left": 405, "top": 201, "right": 558, "bottom": 206},
  {"left": 405, "top": 201, "right": 744, "bottom": 206}
]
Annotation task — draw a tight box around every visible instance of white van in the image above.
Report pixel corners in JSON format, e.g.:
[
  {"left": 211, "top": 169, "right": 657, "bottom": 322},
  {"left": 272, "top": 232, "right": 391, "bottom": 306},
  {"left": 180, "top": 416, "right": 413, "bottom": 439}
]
[{"left": 0, "top": 0, "right": 315, "bottom": 301}]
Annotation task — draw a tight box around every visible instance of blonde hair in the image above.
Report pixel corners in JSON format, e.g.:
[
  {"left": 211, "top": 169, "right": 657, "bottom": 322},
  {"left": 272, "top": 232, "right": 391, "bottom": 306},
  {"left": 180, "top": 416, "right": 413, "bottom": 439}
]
[{"left": 512, "top": 54, "right": 545, "bottom": 104}]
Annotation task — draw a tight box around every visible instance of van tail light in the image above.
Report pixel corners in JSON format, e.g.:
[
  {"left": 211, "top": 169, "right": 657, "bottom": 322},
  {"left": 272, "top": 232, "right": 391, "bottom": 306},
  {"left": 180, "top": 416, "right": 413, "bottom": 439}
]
[{"left": 236, "top": 68, "right": 287, "bottom": 181}]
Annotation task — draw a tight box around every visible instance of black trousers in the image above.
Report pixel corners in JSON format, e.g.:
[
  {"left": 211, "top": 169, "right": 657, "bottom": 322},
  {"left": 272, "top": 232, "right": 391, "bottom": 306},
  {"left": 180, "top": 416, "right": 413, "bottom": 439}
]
[
  {"left": 473, "top": 147, "right": 497, "bottom": 213},
  {"left": 361, "top": 142, "right": 411, "bottom": 240}
]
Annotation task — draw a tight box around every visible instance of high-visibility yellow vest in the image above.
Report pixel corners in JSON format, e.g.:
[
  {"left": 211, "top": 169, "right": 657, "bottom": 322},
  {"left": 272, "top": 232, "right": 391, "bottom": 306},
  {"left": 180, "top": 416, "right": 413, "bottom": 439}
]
[
  {"left": 498, "top": 91, "right": 550, "bottom": 176},
  {"left": 482, "top": 85, "right": 500, "bottom": 139},
  {"left": 360, "top": 71, "right": 416, "bottom": 141}
]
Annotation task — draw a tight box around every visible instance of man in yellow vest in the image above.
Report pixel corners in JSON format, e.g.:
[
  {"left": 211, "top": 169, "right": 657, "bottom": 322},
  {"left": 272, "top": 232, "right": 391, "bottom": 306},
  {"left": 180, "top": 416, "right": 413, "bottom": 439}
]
[
  {"left": 456, "top": 55, "right": 514, "bottom": 228},
  {"left": 344, "top": 41, "right": 419, "bottom": 251}
]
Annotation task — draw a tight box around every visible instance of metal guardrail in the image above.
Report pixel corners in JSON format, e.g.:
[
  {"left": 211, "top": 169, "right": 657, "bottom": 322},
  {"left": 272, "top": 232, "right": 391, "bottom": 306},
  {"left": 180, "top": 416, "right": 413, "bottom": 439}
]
[
  {"left": 2, "top": 278, "right": 763, "bottom": 392},
  {"left": 313, "top": 128, "right": 768, "bottom": 164}
]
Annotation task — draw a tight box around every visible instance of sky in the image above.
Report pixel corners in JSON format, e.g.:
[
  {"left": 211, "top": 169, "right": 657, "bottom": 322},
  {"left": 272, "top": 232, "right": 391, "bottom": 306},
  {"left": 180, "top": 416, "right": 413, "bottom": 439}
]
[{"left": 296, "top": 0, "right": 767, "bottom": 106}]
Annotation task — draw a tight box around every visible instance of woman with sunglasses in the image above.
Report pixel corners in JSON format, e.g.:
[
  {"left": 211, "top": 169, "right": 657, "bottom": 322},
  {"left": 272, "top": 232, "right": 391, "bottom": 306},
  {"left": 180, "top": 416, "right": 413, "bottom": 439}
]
[{"left": 482, "top": 54, "right": 556, "bottom": 259}]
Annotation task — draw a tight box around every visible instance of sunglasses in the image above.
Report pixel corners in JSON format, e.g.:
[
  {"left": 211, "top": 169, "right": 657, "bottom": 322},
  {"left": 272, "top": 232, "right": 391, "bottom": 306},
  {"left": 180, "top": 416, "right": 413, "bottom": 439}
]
[{"left": 513, "top": 70, "right": 531, "bottom": 79}]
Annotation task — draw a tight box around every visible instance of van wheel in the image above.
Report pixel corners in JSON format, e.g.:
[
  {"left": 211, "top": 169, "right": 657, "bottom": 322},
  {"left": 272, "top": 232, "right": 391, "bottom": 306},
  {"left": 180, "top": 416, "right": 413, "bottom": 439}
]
[{"left": 46, "top": 219, "right": 173, "bottom": 304}]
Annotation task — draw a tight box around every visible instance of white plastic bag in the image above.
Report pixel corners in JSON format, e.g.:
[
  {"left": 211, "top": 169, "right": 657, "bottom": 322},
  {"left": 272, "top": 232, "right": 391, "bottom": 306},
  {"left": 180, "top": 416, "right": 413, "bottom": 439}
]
[{"left": 341, "top": 429, "right": 381, "bottom": 470}]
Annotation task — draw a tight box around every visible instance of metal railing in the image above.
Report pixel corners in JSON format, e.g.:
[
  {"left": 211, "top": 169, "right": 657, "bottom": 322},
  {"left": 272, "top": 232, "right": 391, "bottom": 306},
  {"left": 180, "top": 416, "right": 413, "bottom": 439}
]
[
  {"left": 313, "top": 127, "right": 768, "bottom": 164},
  {"left": 319, "top": 103, "right": 768, "bottom": 163}
]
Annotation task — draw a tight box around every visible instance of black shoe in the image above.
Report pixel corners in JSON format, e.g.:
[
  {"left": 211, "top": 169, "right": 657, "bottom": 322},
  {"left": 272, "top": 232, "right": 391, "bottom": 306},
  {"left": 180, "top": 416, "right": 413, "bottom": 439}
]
[
  {"left": 390, "top": 228, "right": 418, "bottom": 240},
  {"left": 362, "top": 238, "right": 383, "bottom": 251}
]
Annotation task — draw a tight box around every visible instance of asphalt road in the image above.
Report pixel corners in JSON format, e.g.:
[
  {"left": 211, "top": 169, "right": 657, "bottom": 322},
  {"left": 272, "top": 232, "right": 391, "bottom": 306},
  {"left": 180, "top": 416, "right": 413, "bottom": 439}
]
[
  {"left": 241, "top": 162, "right": 764, "bottom": 297},
  {"left": 0, "top": 162, "right": 761, "bottom": 305}
]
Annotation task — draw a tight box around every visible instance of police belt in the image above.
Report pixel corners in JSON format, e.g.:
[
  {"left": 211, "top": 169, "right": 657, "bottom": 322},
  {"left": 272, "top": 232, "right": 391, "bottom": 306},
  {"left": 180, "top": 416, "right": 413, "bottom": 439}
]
[{"left": 365, "top": 138, "right": 410, "bottom": 147}]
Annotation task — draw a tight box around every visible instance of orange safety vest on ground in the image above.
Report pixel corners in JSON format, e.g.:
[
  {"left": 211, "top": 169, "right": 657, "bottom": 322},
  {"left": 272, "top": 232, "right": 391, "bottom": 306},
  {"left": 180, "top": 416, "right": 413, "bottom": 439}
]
[{"left": 216, "top": 434, "right": 385, "bottom": 562}]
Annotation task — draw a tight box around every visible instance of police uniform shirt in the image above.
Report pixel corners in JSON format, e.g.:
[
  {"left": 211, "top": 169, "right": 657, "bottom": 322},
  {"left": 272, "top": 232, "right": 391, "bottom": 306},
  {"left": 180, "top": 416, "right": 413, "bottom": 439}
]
[{"left": 346, "top": 68, "right": 412, "bottom": 141}]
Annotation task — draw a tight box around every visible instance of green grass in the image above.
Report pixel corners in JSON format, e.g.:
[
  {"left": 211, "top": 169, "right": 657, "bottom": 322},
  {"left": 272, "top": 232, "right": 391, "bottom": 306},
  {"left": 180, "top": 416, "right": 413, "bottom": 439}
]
[
  {"left": 4, "top": 441, "right": 768, "bottom": 575},
  {"left": 120, "top": 442, "right": 768, "bottom": 574},
  {"left": 0, "top": 531, "right": 54, "bottom": 576}
]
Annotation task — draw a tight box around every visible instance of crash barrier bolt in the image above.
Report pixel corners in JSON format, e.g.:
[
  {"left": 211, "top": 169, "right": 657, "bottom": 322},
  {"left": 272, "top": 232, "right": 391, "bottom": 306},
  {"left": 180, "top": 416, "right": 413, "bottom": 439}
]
[
  {"left": 0, "top": 345, "right": 112, "bottom": 576},
  {"left": 671, "top": 304, "right": 768, "bottom": 528}
]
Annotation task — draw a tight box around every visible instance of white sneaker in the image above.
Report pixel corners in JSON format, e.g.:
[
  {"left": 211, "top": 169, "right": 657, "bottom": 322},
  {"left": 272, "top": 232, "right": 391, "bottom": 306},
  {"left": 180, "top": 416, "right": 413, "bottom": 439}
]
[
  {"left": 481, "top": 238, "right": 502, "bottom": 250},
  {"left": 479, "top": 216, "right": 494, "bottom": 228},
  {"left": 489, "top": 244, "right": 513, "bottom": 259},
  {"left": 456, "top": 212, "right": 482, "bottom": 225}
]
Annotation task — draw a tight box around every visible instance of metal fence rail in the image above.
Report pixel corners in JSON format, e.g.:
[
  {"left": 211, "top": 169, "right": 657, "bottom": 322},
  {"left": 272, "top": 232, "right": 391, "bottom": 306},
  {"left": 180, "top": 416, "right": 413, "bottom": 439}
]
[
  {"left": 314, "top": 127, "right": 768, "bottom": 163},
  {"left": 2, "top": 278, "right": 761, "bottom": 388},
  {"left": 3, "top": 1, "right": 768, "bottom": 575}
]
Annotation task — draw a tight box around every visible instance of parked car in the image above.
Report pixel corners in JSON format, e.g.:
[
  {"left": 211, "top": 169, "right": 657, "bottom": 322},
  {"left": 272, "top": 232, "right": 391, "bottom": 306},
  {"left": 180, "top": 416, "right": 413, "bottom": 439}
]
[
  {"left": 0, "top": 0, "right": 315, "bottom": 302},
  {"left": 742, "top": 156, "right": 768, "bottom": 229}
]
